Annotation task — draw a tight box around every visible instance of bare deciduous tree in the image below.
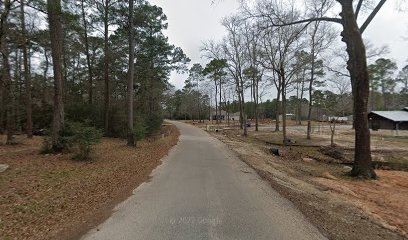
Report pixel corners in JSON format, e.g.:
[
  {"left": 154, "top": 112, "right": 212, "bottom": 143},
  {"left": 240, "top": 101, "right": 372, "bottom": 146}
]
[{"left": 245, "top": 0, "right": 387, "bottom": 178}]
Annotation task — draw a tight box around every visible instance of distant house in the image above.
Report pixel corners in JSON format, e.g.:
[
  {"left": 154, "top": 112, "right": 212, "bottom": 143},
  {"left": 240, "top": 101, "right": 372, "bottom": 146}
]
[
  {"left": 278, "top": 113, "right": 295, "bottom": 121},
  {"left": 368, "top": 107, "right": 408, "bottom": 131},
  {"left": 211, "top": 110, "right": 241, "bottom": 121},
  {"left": 228, "top": 112, "right": 241, "bottom": 121},
  {"left": 211, "top": 110, "right": 225, "bottom": 120},
  {"left": 323, "top": 116, "right": 349, "bottom": 123}
]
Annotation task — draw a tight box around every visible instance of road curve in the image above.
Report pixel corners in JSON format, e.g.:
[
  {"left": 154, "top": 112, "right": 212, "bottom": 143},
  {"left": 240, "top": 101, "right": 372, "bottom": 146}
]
[{"left": 81, "top": 121, "right": 326, "bottom": 240}]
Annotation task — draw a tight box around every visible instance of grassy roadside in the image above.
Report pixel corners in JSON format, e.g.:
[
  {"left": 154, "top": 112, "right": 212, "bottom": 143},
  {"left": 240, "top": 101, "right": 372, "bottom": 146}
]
[
  {"left": 207, "top": 128, "right": 407, "bottom": 240},
  {"left": 0, "top": 124, "right": 179, "bottom": 240}
]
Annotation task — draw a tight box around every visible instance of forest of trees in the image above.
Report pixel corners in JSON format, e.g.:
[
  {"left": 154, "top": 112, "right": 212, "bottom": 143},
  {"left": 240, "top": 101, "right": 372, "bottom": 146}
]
[
  {"left": 2, "top": 0, "right": 407, "bottom": 179},
  {"left": 165, "top": 0, "right": 408, "bottom": 179},
  {"left": 0, "top": 0, "right": 189, "bottom": 148}
]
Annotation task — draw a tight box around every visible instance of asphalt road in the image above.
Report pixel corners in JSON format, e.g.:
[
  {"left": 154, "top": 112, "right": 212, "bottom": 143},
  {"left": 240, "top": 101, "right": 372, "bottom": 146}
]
[{"left": 81, "top": 121, "right": 326, "bottom": 240}]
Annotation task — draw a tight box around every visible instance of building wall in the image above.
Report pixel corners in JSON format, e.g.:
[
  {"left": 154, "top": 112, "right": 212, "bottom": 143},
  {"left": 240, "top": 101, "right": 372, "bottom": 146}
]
[
  {"left": 369, "top": 114, "right": 396, "bottom": 130},
  {"left": 399, "top": 122, "right": 408, "bottom": 130}
]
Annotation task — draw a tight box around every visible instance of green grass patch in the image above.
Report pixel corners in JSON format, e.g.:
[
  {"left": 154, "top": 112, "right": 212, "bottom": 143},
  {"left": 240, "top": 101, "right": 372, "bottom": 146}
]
[
  {"left": 13, "top": 202, "right": 50, "bottom": 215},
  {"left": 298, "top": 146, "right": 320, "bottom": 155},
  {"left": 385, "top": 155, "right": 408, "bottom": 165},
  {"left": 43, "top": 170, "right": 75, "bottom": 181}
]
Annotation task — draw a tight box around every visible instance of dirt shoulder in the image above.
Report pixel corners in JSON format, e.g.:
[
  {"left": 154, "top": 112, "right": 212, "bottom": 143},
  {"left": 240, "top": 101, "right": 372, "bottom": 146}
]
[
  {"left": 0, "top": 124, "right": 179, "bottom": 240},
  {"left": 208, "top": 128, "right": 407, "bottom": 240}
]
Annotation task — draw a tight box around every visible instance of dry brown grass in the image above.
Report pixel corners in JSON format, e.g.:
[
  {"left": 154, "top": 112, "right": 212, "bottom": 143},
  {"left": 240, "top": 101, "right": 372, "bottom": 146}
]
[{"left": 207, "top": 124, "right": 408, "bottom": 240}]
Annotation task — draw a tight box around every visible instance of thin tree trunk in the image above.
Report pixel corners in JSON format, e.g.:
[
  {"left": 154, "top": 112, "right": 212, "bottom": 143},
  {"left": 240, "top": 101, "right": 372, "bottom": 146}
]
[
  {"left": 237, "top": 86, "right": 243, "bottom": 129},
  {"left": 330, "top": 121, "right": 336, "bottom": 147},
  {"left": 81, "top": 0, "right": 93, "bottom": 104},
  {"left": 47, "top": 0, "right": 65, "bottom": 151},
  {"left": 242, "top": 101, "right": 247, "bottom": 136},
  {"left": 209, "top": 96, "right": 211, "bottom": 123},
  {"left": 275, "top": 88, "right": 281, "bottom": 132},
  {"left": 253, "top": 74, "right": 259, "bottom": 131},
  {"left": 214, "top": 80, "right": 218, "bottom": 124},
  {"left": 295, "top": 76, "right": 300, "bottom": 124},
  {"left": 255, "top": 79, "right": 259, "bottom": 131},
  {"left": 240, "top": 82, "right": 247, "bottom": 136},
  {"left": 306, "top": 96, "right": 313, "bottom": 139},
  {"left": 14, "top": 49, "right": 21, "bottom": 133},
  {"left": 219, "top": 77, "right": 222, "bottom": 123},
  {"left": 103, "top": 0, "right": 110, "bottom": 133},
  {"left": 197, "top": 79, "right": 201, "bottom": 123},
  {"left": 281, "top": 70, "right": 288, "bottom": 144},
  {"left": 340, "top": 0, "right": 375, "bottom": 179},
  {"left": 307, "top": 37, "right": 317, "bottom": 139},
  {"left": 127, "top": 0, "right": 135, "bottom": 146},
  {"left": 298, "top": 71, "right": 306, "bottom": 125},
  {"left": 21, "top": 0, "right": 33, "bottom": 138}
]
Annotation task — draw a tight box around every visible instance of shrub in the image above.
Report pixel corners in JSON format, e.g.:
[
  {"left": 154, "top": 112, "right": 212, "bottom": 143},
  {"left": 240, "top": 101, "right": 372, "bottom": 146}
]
[
  {"left": 145, "top": 112, "right": 163, "bottom": 135},
  {"left": 65, "top": 122, "right": 103, "bottom": 160},
  {"left": 40, "top": 137, "right": 52, "bottom": 154},
  {"left": 40, "top": 121, "right": 103, "bottom": 160},
  {"left": 134, "top": 116, "right": 147, "bottom": 141}
]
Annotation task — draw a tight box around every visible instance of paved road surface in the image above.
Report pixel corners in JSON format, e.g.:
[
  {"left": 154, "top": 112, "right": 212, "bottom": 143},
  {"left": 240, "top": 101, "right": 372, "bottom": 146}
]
[{"left": 82, "top": 121, "right": 326, "bottom": 240}]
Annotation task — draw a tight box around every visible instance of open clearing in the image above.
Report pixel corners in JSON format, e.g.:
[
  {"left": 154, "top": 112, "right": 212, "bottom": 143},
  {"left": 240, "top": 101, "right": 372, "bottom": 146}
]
[
  {"left": 189, "top": 119, "right": 408, "bottom": 240},
  {"left": 0, "top": 124, "right": 179, "bottom": 240}
]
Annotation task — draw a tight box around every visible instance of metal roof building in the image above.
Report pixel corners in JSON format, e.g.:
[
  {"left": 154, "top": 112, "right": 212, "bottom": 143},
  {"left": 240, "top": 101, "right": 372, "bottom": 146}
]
[{"left": 368, "top": 108, "right": 408, "bottom": 131}]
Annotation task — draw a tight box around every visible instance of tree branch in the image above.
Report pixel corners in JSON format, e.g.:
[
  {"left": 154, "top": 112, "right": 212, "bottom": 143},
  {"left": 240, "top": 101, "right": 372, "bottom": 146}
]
[
  {"left": 268, "top": 17, "right": 342, "bottom": 27},
  {"left": 360, "top": 0, "right": 387, "bottom": 34},
  {"left": 355, "top": 0, "right": 364, "bottom": 19},
  {"left": 325, "top": 66, "right": 350, "bottom": 78}
]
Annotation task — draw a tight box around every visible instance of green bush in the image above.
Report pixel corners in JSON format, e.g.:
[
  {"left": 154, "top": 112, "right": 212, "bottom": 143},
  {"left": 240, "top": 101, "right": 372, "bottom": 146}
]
[
  {"left": 40, "top": 137, "right": 52, "bottom": 154},
  {"left": 145, "top": 112, "right": 163, "bottom": 135},
  {"left": 65, "top": 122, "right": 103, "bottom": 160},
  {"left": 134, "top": 116, "right": 147, "bottom": 141},
  {"left": 41, "top": 121, "right": 103, "bottom": 160}
]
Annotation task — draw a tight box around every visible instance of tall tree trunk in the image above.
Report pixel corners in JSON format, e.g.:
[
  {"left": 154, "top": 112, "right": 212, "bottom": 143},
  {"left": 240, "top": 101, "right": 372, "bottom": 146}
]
[
  {"left": 62, "top": 28, "right": 68, "bottom": 103},
  {"left": 197, "top": 78, "right": 201, "bottom": 123},
  {"left": 254, "top": 78, "right": 259, "bottom": 131},
  {"left": 242, "top": 97, "right": 247, "bottom": 136},
  {"left": 253, "top": 73, "right": 259, "bottom": 131},
  {"left": 275, "top": 88, "right": 281, "bottom": 132},
  {"left": 240, "top": 80, "right": 247, "bottom": 136},
  {"left": 237, "top": 86, "right": 243, "bottom": 129},
  {"left": 298, "top": 71, "right": 306, "bottom": 125},
  {"left": 81, "top": 0, "right": 93, "bottom": 104},
  {"left": 1, "top": 0, "right": 14, "bottom": 144},
  {"left": 219, "top": 77, "right": 222, "bottom": 123},
  {"left": 307, "top": 37, "right": 317, "bottom": 140},
  {"left": 330, "top": 122, "right": 336, "bottom": 147},
  {"left": 20, "top": 0, "right": 33, "bottom": 138},
  {"left": 42, "top": 48, "right": 49, "bottom": 105},
  {"left": 127, "top": 0, "right": 135, "bottom": 146},
  {"left": 340, "top": 0, "right": 375, "bottom": 179},
  {"left": 47, "top": 0, "right": 65, "bottom": 151},
  {"left": 381, "top": 85, "right": 387, "bottom": 110},
  {"left": 14, "top": 50, "right": 21, "bottom": 133},
  {"left": 306, "top": 93, "right": 313, "bottom": 139},
  {"left": 1, "top": 26, "right": 14, "bottom": 144},
  {"left": 280, "top": 70, "right": 288, "bottom": 144},
  {"left": 103, "top": 0, "right": 110, "bottom": 133},
  {"left": 214, "top": 80, "right": 218, "bottom": 124}
]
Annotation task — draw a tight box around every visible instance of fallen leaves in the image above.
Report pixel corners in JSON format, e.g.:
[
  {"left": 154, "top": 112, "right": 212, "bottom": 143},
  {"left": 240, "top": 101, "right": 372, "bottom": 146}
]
[{"left": 0, "top": 124, "right": 179, "bottom": 240}]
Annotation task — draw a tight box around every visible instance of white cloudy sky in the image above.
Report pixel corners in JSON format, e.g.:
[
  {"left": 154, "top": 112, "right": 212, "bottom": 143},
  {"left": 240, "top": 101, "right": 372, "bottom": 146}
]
[{"left": 149, "top": 0, "right": 408, "bottom": 91}]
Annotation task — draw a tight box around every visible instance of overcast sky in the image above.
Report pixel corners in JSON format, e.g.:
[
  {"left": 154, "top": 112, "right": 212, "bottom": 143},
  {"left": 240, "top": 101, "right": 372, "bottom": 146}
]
[{"left": 149, "top": 0, "right": 408, "bottom": 91}]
